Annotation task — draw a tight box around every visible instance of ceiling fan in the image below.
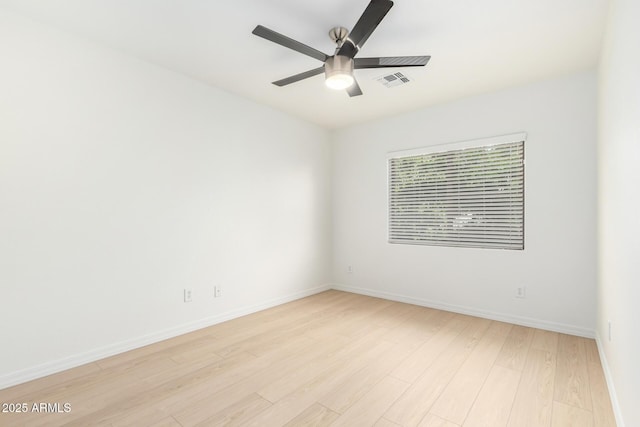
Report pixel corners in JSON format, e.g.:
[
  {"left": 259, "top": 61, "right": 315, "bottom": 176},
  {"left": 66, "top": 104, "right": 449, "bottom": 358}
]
[{"left": 252, "top": 0, "right": 430, "bottom": 97}]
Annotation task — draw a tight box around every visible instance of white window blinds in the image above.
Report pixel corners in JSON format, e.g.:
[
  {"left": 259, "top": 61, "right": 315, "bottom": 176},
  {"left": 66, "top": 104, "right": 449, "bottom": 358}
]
[{"left": 388, "top": 139, "right": 524, "bottom": 250}]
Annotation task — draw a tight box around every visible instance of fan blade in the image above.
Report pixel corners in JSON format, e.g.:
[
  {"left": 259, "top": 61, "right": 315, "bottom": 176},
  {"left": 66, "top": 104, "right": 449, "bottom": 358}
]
[
  {"left": 355, "top": 55, "right": 430, "bottom": 69},
  {"left": 273, "top": 67, "right": 325, "bottom": 87},
  {"left": 338, "top": 0, "right": 394, "bottom": 58},
  {"left": 346, "top": 79, "right": 363, "bottom": 97},
  {"left": 253, "top": 25, "right": 329, "bottom": 62}
]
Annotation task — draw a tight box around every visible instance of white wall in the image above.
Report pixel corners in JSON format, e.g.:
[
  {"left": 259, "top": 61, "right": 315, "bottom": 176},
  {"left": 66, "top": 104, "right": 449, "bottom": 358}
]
[
  {"left": 0, "top": 9, "right": 331, "bottom": 388},
  {"left": 597, "top": 0, "right": 640, "bottom": 425},
  {"left": 332, "top": 71, "right": 597, "bottom": 336}
]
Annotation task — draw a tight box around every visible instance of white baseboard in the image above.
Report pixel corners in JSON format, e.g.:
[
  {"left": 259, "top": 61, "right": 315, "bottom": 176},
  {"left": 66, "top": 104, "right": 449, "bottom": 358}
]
[
  {"left": 595, "top": 333, "right": 625, "bottom": 427},
  {"left": 331, "top": 284, "right": 595, "bottom": 338},
  {"left": 0, "top": 284, "right": 330, "bottom": 391}
]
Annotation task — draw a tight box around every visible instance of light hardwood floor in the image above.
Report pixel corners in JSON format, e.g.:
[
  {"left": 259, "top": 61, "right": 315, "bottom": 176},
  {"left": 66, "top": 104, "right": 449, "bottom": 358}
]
[{"left": 0, "top": 290, "right": 617, "bottom": 427}]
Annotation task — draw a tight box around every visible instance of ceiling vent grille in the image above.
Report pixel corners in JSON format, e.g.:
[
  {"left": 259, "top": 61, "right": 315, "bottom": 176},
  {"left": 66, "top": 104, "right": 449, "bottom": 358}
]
[{"left": 376, "top": 72, "right": 411, "bottom": 88}]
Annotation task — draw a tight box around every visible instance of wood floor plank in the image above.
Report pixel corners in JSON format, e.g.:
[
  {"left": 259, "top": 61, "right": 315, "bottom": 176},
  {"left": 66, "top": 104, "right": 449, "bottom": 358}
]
[
  {"left": 507, "top": 349, "right": 556, "bottom": 427},
  {"left": 4, "top": 369, "right": 161, "bottom": 427},
  {"left": 81, "top": 327, "right": 323, "bottom": 426},
  {"left": 375, "top": 417, "right": 403, "bottom": 427},
  {"left": 495, "top": 325, "right": 535, "bottom": 371},
  {"left": 242, "top": 338, "right": 397, "bottom": 426},
  {"left": 370, "top": 300, "right": 421, "bottom": 329},
  {"left": 198, "top": 291, "right": 357, "bottom": 356},
  {"left": 333, "top": 298, "right": 396, "bottom": 339},
  {"left": 212, "top": 300, "right": 360, "bottom": 358},
  {"left": 147, "top": 417, "right": 182, "bottom": 427},
  {"left": 245, "top": 301, "right": 389, "bottom": 355},
  {"left": 381, "top": 306, "right": 442, "bottom": 345},
  {"left": 554, "top": 334, "right": 592, "bottom": 411},
  {"left": 209, "top": 290, "right": 349, "bottom": 336},
  {"left": 587, "top": 361, "right": 617, "bottom": 427},
  {"left": 282, "top": 403, "right": 339, "bottom": 427},
  {"left": 550, "top": 401, "right": 593, "bottom": 427},
  {"left": 318, "top": 364, "right": 390, "bottom": 414},
  {"left": 531, "top": 329, "right": 559, "bottom": 354},
  {"left": 111, "top": 407, "right": 172, "bottom": 427},
  {"left": 257, "top": 328, "right": 393, "bottom": 403},
  {"left": 389, "top": 313, "right": 470, "bottom": 384},
  {"left": 169, "top": 335, "right": 353, "bottom": 426},
  {"left": 63, "top": 352, "right": 259, "bottom": 427},
  {"left": 317, "top": 339, "right": 416, "bottom": 414},
  {"left": 430, "top": 321, "right": 512, "bottom": 424},
  {"left": 462, "top": 365, "right": 521, "bottom": 427},
  {"left": 193, "top": 393, "right": 272, "bottom": 427},
  {"left": 330, "top": 376, "right": 410, "bottom": 427},
  {"left": 2, "top": 353, "right": 170, "bottom": 415},
  {"left": 584, "top": 338, "right": 601, "bottom": 364},
  {"left": 109, "top": 337, "right": 317, "bottom": 426},
  {"left": 167, "top": 339, "right": 226, "bottom": 365},
  {"left": 419, "top": 413, "right": 461, "bottom": 427},
  {"left": 384, "top": 317, "right": 492, "bottom": 426},
  {"left": 0, "top": 362, "right": 102, "bottom": 402}
]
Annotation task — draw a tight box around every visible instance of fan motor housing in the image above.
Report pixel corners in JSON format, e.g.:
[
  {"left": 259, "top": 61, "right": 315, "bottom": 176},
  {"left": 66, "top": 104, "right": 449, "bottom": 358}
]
[{"left": 325, "top": 55, "right": 355, "bottom": 89}]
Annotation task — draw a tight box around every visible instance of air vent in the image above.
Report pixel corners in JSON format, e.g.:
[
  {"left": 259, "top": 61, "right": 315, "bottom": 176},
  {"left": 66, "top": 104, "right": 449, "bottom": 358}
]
[{"left": 376, "top": 72, "right": 411, "bottom": 88}]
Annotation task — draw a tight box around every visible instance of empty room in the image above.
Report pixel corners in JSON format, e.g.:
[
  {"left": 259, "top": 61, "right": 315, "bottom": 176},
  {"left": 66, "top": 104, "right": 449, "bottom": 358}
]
[{"left": 0, "top": 0, "right": 638, "bottom": 426}]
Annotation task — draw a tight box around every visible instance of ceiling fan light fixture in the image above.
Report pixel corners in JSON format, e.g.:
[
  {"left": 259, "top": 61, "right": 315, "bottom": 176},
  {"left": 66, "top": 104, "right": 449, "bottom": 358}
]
[
  {"left": 325, "top": 55, "right": 354, "bottom": 90},
  {"left": 326, "top": 73, "right": 354, "bottom": 90},
  {"left": 253, "top": 0, "right": 429, "bottom": 97}
]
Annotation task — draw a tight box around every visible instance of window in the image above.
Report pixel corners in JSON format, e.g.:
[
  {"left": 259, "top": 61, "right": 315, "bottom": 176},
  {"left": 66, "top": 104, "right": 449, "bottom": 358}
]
[{"left": 388, "top": 134, "right": 525, "bottom": 250}]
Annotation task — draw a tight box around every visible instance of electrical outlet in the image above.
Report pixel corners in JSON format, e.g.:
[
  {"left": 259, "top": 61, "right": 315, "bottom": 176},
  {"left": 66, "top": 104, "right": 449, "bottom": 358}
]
[
  {"left": 214, "top": 286, "right": 222, "bottom": 298},
  {"left": 515, "top": 286, "right": 526, "bottom": 299},
  {"left": 184, "top": 289, "right": 193, "bottom": 303},
  {"left": 347, "top": 265, "right": 353, "bottom": 274}
]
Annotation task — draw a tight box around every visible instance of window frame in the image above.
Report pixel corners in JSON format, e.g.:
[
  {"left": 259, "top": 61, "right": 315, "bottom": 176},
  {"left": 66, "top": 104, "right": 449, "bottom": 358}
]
[{"left": 387, "top": 133, "right": 526, "bottom": 250}]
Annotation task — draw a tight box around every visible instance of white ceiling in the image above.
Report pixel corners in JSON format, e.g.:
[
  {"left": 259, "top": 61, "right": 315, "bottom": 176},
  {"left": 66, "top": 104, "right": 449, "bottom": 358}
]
[{"left": 0, "top": 0, "right": 609, "bottom": 129}]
